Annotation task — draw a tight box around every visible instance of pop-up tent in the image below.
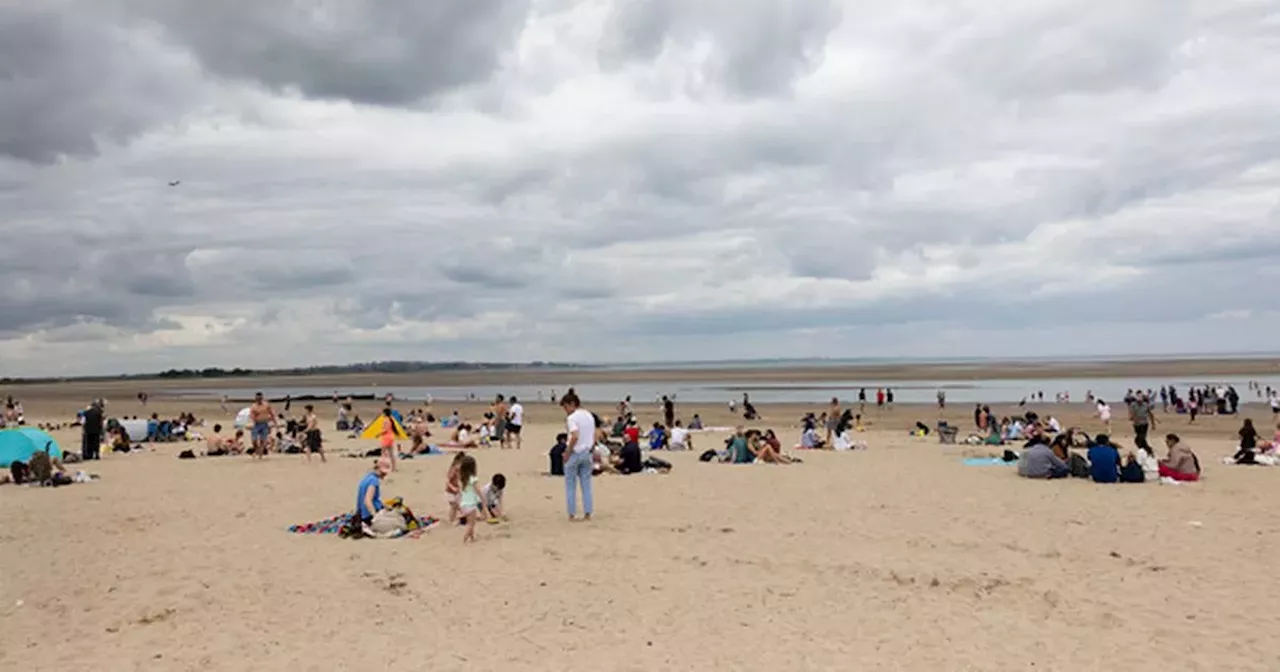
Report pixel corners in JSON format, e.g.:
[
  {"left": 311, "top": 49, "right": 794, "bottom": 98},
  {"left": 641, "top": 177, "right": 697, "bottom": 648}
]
[
  {"left": 117, "top": 419, "right": 150, "bottom": 442},
  {"left": 359, "top": 414, "right": 407, "bottom": 440},
  {"left": 0, "top": 428, "right": 63, "bottom": 467}
]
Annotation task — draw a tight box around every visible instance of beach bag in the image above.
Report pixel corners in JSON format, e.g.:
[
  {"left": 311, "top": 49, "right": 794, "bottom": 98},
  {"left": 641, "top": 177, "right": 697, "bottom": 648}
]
[
  {"left": 699, "top": 450, "right": 717, "bottom": 462},
  {"left": 1121, "top": 460, "right": 1145, "bottom": 483},
  {"left": 369, "top": 508, "right": 407, "bottom": 538},
  {"left": 178, "top": 449, "right": 196, "bottom": 459},
  {"left": 1069, "top": 453, "right": 1090, "bottom": 479}
]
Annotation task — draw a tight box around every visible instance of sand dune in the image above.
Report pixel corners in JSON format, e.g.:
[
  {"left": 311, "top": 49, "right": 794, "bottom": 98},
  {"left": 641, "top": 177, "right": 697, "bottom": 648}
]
[{"left": 2, "top": 393, "right": 1279, "bottom": 670}]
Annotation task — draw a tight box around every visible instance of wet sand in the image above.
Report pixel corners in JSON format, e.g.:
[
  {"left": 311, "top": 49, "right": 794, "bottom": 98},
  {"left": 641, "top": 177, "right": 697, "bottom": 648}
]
[{"left": 2, "top": 386, "right": 1280, "bottom": 670}]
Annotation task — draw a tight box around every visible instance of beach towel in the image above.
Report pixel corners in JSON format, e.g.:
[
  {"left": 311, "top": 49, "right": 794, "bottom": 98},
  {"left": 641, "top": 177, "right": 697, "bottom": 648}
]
[
  {"left": 963, "top": 457, "right": 1015, "bottom": 466},
  {"left": 288, "top": 512, "right": 438, "bottom": 536}
]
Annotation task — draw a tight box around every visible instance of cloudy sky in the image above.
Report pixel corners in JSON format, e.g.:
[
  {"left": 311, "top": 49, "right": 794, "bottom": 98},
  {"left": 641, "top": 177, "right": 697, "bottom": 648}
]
[{"left": 2, "top": 0, "right": 1279, "bottom": 377}]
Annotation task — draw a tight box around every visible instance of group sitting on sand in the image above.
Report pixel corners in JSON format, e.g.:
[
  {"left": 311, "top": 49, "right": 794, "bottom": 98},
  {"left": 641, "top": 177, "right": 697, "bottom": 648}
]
[{"left": 1015, "top": 432, "right": 1201, "bottom": 483}]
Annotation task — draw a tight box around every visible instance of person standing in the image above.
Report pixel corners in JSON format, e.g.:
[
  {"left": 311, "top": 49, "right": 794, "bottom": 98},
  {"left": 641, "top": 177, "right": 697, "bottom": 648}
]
[
  {"left": 491, "top": 394, "right": 508, "bottom": 448},
  {"left": 81, "top": 399, "right": 104, "bottom": 461},
  {"left": 662, "top": 395, "right": 675, "bottom": 429},
  {"left": 1128, "top": 392, "right": 1155, "bottom": 453},
  {"left": 249, "top": 392, "right": 276, "bottom": 459},
  {"left": 561, "top": 390, "right": 595, "bottom": 522},
  {"left": 302, "top": 404, "right": 325, "bottom": 463},
  {"left": 507, "top": 396, "right": 524, "bottom": 450},
  {"left": 825, "top": 397, "right": 841, "bottom": 444}
]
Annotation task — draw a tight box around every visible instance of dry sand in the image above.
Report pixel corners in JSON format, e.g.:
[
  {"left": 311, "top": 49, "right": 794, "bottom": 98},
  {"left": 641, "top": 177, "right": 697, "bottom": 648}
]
[{"left": 3, "top": 391, "right": 1280, "bottom": 670}]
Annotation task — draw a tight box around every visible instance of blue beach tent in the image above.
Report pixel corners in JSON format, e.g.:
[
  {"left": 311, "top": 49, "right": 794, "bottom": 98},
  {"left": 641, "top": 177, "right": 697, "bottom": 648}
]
[{"left": 0, "top": 428, "right": 62, "bottom": 467}]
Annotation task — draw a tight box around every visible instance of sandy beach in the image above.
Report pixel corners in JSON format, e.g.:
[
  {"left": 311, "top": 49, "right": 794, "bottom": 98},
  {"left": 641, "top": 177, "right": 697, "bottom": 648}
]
[{"left": 3, "top": 383, "right": 1280, "bottom": 670}]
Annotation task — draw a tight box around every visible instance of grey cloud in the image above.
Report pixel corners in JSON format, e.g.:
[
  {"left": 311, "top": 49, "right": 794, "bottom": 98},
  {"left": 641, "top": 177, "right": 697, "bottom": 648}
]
[
  {"left": 116, "top": 0, "right": 533, "bottom": 106},
  {"left": 438, "top": 242, "right": 555, "bottom": 290},
  {"left": 599, "top": 0, "right": 842, "bottom": 96},
  {"left": 0, "top": 5, "right": 203, "bottom": 163},
  {"left": 944, "top": 2, "right": 1192, "bottom": 99},
  {"left": 247, "top": 264, "right": 355, "bottom": 292}
]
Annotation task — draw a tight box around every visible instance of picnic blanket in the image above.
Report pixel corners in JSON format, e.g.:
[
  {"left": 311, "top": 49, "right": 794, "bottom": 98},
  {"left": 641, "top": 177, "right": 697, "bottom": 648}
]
[{"left": 288, "top": 512, "right": 438, "bottom": 535}]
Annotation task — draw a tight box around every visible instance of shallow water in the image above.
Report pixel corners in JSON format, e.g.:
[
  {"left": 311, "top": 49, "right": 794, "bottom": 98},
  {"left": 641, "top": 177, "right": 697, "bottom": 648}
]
[{"left": 170, "top": 374, "right": 1272, "bottom": 405}]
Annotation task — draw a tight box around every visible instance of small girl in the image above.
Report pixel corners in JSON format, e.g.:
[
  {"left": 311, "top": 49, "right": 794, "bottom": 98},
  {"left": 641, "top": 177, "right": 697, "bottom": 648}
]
[
  {"left": 445, "top": 452, "right": 466, "bottom": 524},
  {"left": 457, "top": 455, "right": 482, "bottom": 543}
]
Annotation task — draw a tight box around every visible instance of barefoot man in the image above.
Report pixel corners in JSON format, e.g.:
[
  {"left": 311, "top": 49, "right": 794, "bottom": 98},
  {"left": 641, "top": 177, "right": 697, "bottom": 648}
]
[{"left": 249, "top": 392, "right": 276, "bottom": 459}]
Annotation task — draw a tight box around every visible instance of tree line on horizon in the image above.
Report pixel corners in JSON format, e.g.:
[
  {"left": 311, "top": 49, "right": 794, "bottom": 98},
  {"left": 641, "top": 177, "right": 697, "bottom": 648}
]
[{"left": 0, "top": 360, "right": 583, "bottom": 385}]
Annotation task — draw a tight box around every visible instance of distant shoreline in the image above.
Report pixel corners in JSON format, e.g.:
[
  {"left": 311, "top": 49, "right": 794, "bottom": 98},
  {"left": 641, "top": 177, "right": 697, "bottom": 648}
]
[{"left": 6, "top": 356, "right": 1278, "bottom": 401}]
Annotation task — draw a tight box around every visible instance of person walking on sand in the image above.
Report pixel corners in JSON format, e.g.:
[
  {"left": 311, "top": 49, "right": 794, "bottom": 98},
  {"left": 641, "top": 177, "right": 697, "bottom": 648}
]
[
  {"left": 561, "top": 389, "right": 595, "bottom": 522},
  {"left": 302, "top": 404, "right": 325, "bottom": 463},
  {"left": 249, "top": 392, "right": 276, "bottom": 459},
  {"left": 1128, "top": 391, "right": 1155, "bottom": 454}
]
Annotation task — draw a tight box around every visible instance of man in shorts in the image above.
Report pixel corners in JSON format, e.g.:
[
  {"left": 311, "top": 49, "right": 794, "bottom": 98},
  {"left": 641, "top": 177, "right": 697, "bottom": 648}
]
[
  {"left": 249, "top": 392, "right": 276, "bottom": 460},
  {"left": 491, "top": 394, "right": 508, "bottom": 448},
  {"left": 506, "top": 396, "right": 524, "bottom": 450},
  {"left": 302, "top": 404, "right": 325, "bottom": 463}
]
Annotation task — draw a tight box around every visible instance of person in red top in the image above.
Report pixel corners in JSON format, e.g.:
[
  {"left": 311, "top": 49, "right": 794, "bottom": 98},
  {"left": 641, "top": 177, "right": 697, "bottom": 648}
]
[
  {"left": 876, "top": 388, "right": 886, "bottom": 408},
  {"left": 623, "top": 419, "right": 641, "bottom": 444}
]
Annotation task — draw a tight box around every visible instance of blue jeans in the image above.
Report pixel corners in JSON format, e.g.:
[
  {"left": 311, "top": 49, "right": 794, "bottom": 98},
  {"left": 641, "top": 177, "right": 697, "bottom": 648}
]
[{"left": 564, "top": 450, "right": 593, "bottom": 517}]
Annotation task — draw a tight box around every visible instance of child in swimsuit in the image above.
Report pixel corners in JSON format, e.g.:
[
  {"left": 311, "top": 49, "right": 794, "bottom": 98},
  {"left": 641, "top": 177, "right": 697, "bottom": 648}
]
[
  {"left": 457, "top": 455, "right": 482, "bottom": 543},
  {"left": 445, "top": 452, "right": 465, "bottom": 524}
]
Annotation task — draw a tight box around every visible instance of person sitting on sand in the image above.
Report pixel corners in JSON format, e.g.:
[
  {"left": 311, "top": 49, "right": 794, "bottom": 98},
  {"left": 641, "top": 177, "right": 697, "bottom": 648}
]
[
  {"left": 356, "top": 456, "right": 399, "bottom": 534},
  {"left": 615, "top": 438, "right": 643, "bottom": 474},
  {"left": 727, "top": 427, "right": 753, "bottom": 464},
  {"left": 1087, "top": 434, "right": 1121, "bottom": 483},
  {"left": 206, "top": 424, "right": 230, "bottom": 456},
  {"left": 549, "top": 433, "right": 567, "bottom": 476},
  {"left": 483, "top": 473, "right": 507, "bottom": 522},
  {"left": 1158, "top": 433, "right": 1201, "bottom": 481},
  {"left": 747, "top": 429, "right": 795, "bottom": 464},
  {"left": 1018, "top": 439, "right": 1069, "bottom": 479},
  {"left": 689, "top": 414, "right": 703, "bottom": 430},
  {"left": 800, "top": 423, "right": 825, "bottom": 449},
  {"left": 109, "top": 426, "right": 133, "bottom": 453},
  {"left": 669, "top": 420, "right": 692, "bottom": 451},
  {"left": 450, "top": 424, "right": 480, "bottom": 449},
  {"left": 1231, "top": 418, "right": 1261, "bottom": 465},
  {"left": 646, "top": 422, "right": 668, "bottom": 450}
]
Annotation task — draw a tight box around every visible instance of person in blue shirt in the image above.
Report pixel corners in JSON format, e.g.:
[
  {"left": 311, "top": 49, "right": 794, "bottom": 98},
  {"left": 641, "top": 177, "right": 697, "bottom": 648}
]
[
  {"left": 356, "top": 456, "right": 392, "bottom": 524},
  {"left": 647, "top": 422, "right": 667, "bottom": 450},
  {"left": 1087, "top": 434, "right": 1121, "bottom": 483}
]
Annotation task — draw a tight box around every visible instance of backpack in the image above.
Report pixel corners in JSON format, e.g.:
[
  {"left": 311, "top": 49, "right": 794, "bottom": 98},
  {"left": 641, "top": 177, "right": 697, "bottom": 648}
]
[
  {"left": 1069, "top": 453, "right": 1090, "bottom": 479},
  {"left": 699, "top": 450, "right": 717, "bottom": 462}
]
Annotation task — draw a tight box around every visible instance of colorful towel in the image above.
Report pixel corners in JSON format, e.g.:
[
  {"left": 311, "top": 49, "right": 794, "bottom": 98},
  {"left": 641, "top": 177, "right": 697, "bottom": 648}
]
[
  {"left": 288, "top": 512, "right": 438, "bottom": 535},
  {"left": 963, "top": 457, "right": 1015, "bottom": 466}
]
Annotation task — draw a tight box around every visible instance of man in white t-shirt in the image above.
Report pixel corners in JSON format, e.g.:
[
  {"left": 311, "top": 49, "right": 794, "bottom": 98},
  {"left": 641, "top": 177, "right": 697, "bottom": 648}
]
[
  {"left": 562, "top": 391, "right": 596, "bottom": 521},
  {"left": 506, "top": 397, "right": 524, "bottom": 450},
  {"left": 669, "top": 420, "right": 692, "bottom": 451}
]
